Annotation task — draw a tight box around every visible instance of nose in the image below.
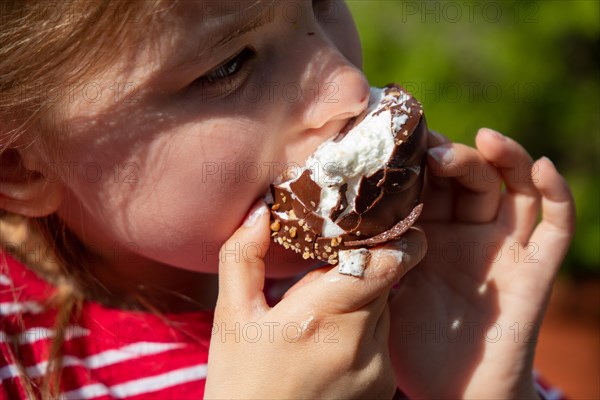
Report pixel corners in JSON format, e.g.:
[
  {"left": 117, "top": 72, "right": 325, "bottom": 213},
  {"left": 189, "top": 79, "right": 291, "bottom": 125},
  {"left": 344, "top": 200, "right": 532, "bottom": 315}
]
[{"left": 301, "top": 59, "right": 371, "bottom": 131}]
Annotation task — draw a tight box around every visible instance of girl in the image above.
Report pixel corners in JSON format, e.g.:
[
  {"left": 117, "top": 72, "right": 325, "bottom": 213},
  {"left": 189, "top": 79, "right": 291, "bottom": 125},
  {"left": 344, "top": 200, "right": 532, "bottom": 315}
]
[{"left": 0, "top": 1, "right": 575, "bottom": 398}]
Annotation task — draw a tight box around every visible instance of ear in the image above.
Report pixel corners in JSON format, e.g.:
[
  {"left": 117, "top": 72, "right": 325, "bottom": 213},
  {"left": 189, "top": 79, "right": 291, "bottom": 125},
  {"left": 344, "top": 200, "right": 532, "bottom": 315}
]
[{"left": 0, "top": 148, "right": 64, "bottom": 217}]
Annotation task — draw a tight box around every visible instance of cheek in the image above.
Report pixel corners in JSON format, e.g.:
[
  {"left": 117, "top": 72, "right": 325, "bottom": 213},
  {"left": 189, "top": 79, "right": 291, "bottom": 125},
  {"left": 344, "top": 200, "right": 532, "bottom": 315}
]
[
  {"left": 59, "top": 122, "right": 273, "bottom": 272},
  {"left": 136, "top": 134, "right": 269, "bottom": 256}
]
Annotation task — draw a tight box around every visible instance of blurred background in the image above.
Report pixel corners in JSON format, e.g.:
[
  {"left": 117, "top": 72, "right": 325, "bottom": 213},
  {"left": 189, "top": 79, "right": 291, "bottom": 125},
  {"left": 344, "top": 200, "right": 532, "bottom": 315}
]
[{"left": 346, "top": 0, "right": 599, "bottom": 398}]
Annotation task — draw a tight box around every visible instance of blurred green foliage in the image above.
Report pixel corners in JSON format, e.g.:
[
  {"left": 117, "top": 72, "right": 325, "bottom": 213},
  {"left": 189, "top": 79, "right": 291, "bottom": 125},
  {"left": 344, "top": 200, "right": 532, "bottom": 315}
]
[{"left": 347, "top": 0, "right": 599, "bottom": 277}]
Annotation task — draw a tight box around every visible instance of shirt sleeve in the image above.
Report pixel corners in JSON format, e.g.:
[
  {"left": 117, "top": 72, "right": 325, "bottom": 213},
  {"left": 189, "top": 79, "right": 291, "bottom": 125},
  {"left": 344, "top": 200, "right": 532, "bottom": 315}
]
[{"left": 534, "top": 371, "right": 566, "bottom": 400}]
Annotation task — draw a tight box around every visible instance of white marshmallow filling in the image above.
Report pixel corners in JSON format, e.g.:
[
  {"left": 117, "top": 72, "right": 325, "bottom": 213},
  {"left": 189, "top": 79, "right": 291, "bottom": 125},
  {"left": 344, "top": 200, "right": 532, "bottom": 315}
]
[{"left": 303, "top": 87, "right": 411, "bottom": 237}]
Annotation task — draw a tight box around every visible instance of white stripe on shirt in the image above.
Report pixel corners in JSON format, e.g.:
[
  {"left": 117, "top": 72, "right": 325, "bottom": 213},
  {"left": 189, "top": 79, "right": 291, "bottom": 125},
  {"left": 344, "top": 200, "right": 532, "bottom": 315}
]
[
  {"left": 535, "top": 378, "right": 563, "bottom": 400},
  {"left": 0, "top": 341, "right": 183, "bottom": 382},
  {"left": 0, "top": 301, "right": 44, "bottom": 315},
  {"left": 60, "top": 364, "right": 208, "bottom": 399},
  {"left": 59, "top": 383, "right": 109, "bottom": 400},
  {"left": 63, "top": 341, "right": 183, "bottom": 370},
  {"left": 0, "top": 273, "right": 11, "bottom": 285}
]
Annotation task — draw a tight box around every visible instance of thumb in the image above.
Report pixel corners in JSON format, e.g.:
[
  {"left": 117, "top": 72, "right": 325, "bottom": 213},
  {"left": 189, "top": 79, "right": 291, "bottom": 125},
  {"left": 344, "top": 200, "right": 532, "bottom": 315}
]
[
  {"left": 296, "top": 227, "right": 428, "bottom": 314},
  {"left": 217, "top": 199, "right": 271, "bottom": 319},
  {"left": 368, "top": 227, "right": 427, "bottom": 281}
]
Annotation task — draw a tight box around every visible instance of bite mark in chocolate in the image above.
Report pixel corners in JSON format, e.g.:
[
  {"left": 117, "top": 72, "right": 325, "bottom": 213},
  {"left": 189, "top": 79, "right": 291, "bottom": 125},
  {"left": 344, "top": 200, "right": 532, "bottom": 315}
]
[{"left": 330, "top": 183, "right": 348, "bottom": 221}]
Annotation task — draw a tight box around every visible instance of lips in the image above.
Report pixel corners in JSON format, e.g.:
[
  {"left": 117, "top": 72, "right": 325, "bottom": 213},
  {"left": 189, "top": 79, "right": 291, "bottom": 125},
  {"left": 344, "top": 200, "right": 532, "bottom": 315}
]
[
  {"left": 333, "top": 99, "right": 373, "bottom": 143},
  {"left": 332, "top": 116, "right": 356, "bottom": 142},
  {"left": 266, "top": 84, "right": 428, "bottom": 269}
]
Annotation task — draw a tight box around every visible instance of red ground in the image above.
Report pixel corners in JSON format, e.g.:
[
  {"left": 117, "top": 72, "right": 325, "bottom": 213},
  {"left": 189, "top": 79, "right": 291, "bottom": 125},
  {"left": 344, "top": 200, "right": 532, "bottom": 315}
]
[{"left": 534, "top": 278, "right": 600, "bottom": 399}]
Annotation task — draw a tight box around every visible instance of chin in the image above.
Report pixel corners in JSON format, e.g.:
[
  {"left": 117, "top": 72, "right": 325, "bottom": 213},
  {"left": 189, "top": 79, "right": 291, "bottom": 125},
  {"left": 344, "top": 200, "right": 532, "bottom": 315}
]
[{"left": 263, "top": 244, "right": 323, "bottom": 278}]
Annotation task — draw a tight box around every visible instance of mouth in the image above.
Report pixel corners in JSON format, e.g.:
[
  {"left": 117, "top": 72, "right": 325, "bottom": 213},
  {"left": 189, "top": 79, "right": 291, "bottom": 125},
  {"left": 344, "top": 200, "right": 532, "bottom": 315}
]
[
  {"left": 266, "top": 84, "right": 428, "bottom": 274},
  {"left": 269, "top": 93, "right": 374, "bottom": 187},
  {"left": 332, "top": 99, "right": 371, "bottom": 143},
  {"left": 332, "top": 116, "right": 356, "bottom": 143}
]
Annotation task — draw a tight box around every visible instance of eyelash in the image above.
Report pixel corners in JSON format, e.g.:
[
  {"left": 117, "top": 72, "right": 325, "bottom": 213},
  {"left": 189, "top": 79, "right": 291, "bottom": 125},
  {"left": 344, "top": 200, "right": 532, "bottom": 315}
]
[{"left": 201, "top": 47, "right": 255, "bottom": 85}]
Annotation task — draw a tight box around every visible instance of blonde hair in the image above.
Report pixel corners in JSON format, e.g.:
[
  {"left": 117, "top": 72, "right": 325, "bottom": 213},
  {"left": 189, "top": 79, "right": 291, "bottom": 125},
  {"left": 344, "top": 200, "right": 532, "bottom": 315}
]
[{"left": 1, "top": 1, "right": 176, "bottom": 397}]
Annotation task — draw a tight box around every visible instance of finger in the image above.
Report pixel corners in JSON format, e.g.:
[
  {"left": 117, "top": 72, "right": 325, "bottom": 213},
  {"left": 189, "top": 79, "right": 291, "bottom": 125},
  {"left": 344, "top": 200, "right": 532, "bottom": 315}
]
[
  {"left": 528, "top": 157, "right": 576, "bottom": 281},
  {"left": 373, "top": 303, "right": 391, "bottom": 344},
  {"left": 420, "top": 130, "right": 454, "bottom": 221},
  {"left": 427, "top": 129, "right": 450, "bottom": 148},
  {"left": 475, "top": 128, "right": 540, "bottom": 242},
  {"left": 419, "top": 165, "right": 455, "bottom": 221},
  {"left": 426, "top": 142, "right": 502, "bottom": 222},
  {"left": 216, "top": 200, "right": 271, "bottom": 320},
  {"left": 361, "top": 286, "right": 393, "bottom": 342},
  {"left": 293, "top": 228, "right": 427, "bottom": 315},
  {"left": 281, "top": 265, "right": 332, "bottom": 300}
]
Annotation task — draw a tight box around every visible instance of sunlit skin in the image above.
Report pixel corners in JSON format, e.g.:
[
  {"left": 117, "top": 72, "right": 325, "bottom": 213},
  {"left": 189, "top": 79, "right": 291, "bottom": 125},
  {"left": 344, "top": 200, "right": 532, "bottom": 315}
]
[
  {"left": 18, "top": 1, "right": 369, "bottom": 306},
  {"left": 5, "top": 0, "right": 575, "bottom": 398},
  {"left": 390, "top": 130, "right": 576, "bottom": 398}
]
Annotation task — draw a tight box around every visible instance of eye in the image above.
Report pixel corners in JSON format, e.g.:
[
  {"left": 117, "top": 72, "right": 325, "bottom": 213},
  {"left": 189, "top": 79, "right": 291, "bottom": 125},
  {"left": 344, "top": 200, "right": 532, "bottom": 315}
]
[
  {"left": 203, "top": 47, "right": 255, "bottom": 83},
  {"left": 188, "top": 47, "right": 256, "bottom": 98}
]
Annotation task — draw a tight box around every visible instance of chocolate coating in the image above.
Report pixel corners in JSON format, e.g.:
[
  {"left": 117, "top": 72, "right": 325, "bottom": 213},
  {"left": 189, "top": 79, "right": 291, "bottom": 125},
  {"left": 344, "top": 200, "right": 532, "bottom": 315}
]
[{"left": 268, "top": 84, "right": 427, "bottom": 265}]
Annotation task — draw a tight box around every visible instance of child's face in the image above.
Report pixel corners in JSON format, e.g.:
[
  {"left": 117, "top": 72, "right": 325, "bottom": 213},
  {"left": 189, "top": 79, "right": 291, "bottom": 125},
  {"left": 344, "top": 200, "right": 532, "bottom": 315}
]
[{"left": 49, "top": 0, "right": 370, "bottom": 277}]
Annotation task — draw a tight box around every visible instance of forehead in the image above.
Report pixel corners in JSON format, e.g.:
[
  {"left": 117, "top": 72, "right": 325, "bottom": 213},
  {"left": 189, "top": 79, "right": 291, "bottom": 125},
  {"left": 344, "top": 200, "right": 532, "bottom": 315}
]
[
  {"left": 171, "top": 0, "right": 275, "bottom": 51},
  {"left": 81, "top": 1, "right": 268, "bottom": 82},
  {"left": 181, "top": 0, "right": 273, "bottom": 19},
  {"left": 125, "top": 0, "right": 275, "bottom": 91},
  {"left": 63, "top": 1, "right": 277, "bottom": 118}
]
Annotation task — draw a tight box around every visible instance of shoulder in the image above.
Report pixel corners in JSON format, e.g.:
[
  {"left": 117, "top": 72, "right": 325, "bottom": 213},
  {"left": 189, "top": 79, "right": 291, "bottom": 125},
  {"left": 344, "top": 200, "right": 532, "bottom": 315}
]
[
  {"left": 1, "top": 251, "right": 214, "bottom": 399},
  {"left": 1, "top": 252, "right": 58, "bottom": 399},
  {"left": 1, "top": 251, "right": 56, "bottom": 318},
  {"left": 0, "top": 250, "right": 57, "bottom": 346}
]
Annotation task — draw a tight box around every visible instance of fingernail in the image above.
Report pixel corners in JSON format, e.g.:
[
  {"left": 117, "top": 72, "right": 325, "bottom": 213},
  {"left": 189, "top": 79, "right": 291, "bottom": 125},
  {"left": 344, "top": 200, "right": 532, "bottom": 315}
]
[
  {"left": 243, "top": 200, "right": 268, "bottom": 227},
  {"left": 429, "top": 130, "right": 447, "bottom": 145},
  {"left": 539, "top": 156, "right": 554, "bottom": 166},
  {"left": 428, "top": 145, "right": 454, "bottom": 165},
  {"left": 481, "top": 127, "right": 506, "bottom": 140}
]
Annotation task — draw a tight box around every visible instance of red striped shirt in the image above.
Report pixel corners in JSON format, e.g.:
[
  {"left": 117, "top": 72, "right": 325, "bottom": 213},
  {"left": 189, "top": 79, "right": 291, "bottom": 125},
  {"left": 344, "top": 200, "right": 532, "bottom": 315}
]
[
  {"left": 0, "top": 252, "right": 565, "bottom": 399},
  {"left": 1, "top": 252, "right": 212, "bottom": 399}
]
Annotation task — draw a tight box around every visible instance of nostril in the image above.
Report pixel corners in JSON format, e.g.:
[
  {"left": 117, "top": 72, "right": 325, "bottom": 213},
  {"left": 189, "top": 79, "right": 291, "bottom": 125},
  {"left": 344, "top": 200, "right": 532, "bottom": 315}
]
[
  {"left": 332, "top": 111, "right": 362, "bottom": 122},
  {"left": 358, "top": 83, "right": 370, "bottom": 104}
]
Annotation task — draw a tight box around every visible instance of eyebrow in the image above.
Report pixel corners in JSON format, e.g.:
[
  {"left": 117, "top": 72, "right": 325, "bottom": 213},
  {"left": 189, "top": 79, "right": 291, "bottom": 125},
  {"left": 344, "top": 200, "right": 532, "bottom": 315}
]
[
  {"left": 208, "top": 6, "right": 273, "bottom": 54},
  {"left": 164, "top": 1, "right": 274, "bottom": 75}
]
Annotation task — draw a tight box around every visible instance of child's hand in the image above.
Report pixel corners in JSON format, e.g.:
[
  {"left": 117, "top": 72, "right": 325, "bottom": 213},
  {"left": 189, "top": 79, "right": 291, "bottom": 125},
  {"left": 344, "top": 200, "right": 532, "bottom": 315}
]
[
  {"left": 205, "top": 201, "right": 426, "bottom": 399},
  {"left": 389, "top": 128, "right": 575, "bottom": 399}
]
